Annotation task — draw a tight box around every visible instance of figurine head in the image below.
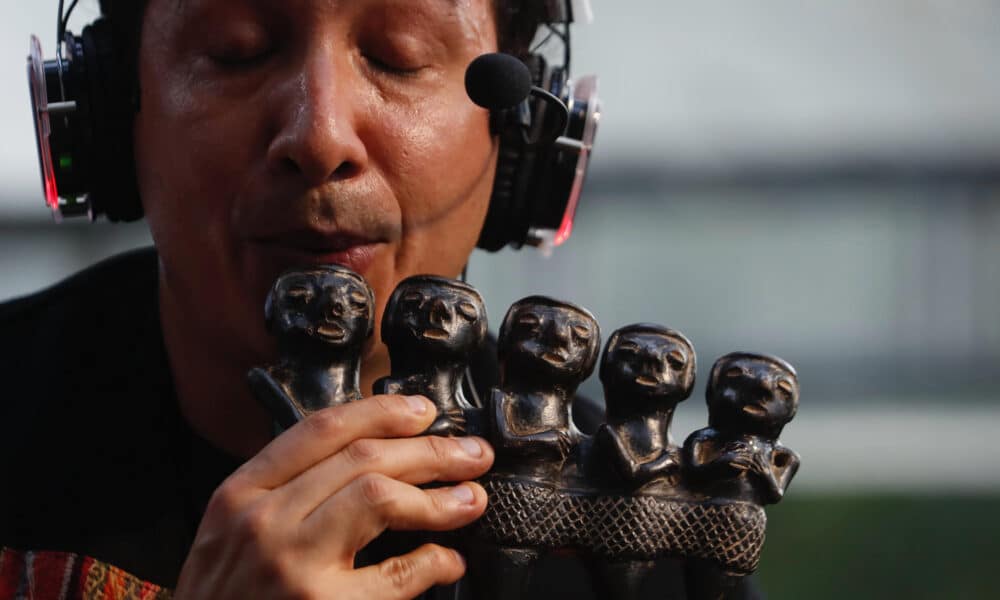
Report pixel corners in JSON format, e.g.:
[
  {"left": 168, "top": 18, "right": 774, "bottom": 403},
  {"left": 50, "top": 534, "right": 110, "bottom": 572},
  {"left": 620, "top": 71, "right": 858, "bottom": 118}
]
[
  {"left": 381, "top": 275, "right": 488, "bottom": 360},
  {"left": 264, "top": 265, "right": 375, "bottom": 353},
  {"left": 600, "top": 324, "right": 696, "bottom": 410},
  {"left": 497, "top": 296, "right": 601, "bottom": 386},
  {"left": 706, "top": 352, "right": 799, "bottom": 438}
]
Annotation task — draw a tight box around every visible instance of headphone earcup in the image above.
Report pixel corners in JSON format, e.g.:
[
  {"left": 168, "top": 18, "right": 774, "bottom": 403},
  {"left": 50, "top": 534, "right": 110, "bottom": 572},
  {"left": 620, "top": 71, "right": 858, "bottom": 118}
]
[
  {"left": 477, "top": 55, "right": 550, "bottom": 252},
  {"left": 477, "top": 126, "right": 522, "bottom": 252},
  {"left": 80, "top": 19, "right": 143, "bottom": 222}
]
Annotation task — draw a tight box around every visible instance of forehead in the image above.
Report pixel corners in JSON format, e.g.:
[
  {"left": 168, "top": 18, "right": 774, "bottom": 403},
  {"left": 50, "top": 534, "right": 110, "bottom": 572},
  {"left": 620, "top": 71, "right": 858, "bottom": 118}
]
[
  {"left": 163, "top": 0, "right": 489, "bottom": 27},
  {"left": 279, "top": 270, "right": 365, "bottom": 288},
  {"left": 724, "top": 357, "right": 793, "bottom": 378},
  {"left": 616, "top": 331, "right": 687, "bottom": 349},
  {"left": 397, "top": 280, "right": 479, "bottom": 299},
  {"left": 514, "top": 301, "right": 591, "bottom": 320}
]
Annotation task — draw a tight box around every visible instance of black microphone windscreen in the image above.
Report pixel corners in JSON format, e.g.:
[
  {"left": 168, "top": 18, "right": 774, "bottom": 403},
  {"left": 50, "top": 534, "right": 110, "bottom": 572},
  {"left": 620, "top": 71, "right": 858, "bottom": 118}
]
[{"left": 465, "top": 53, "right": 532, "bottom": 111}]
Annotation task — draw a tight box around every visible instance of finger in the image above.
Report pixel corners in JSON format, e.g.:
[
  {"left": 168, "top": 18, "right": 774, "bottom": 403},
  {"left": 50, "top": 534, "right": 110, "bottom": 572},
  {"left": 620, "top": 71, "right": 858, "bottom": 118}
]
[
  {"left": 304, "top": 474, "right": 487, "bottom": 561},
  {"left": 273, "top": 435, "right": 493, "bottom": 517},
  {"left": 232, "top": 395, "right": 436, "bottom": 490},
  {"left": 350, "top": 544, "right": 466, "bottom": 600}
]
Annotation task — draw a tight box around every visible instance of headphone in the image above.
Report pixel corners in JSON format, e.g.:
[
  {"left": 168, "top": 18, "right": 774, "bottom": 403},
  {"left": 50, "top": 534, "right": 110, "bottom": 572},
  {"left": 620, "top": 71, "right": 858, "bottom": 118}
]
[{"left": 28, "top": 0, "right": 600, "bottom": 251}]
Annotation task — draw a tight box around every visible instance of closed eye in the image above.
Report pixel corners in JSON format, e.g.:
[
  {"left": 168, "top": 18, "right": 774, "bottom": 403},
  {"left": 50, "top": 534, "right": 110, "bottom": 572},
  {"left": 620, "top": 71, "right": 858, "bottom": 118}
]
[
  {"left": 210, "top": 48, "right": 271, "bottom": 69},
  {"left": 725, "top": 367, "right": 744, "bottom": 378},
  {"left": 363, "top": 53, "right": 426, "bottom": 77},
  {"left": 457, "top": 302, "right": 479, "bottom": 321},
  {"left": 517, "top": 313, "right": 541, "bottom": 329},
  {"left": 286, "top": 287, "right": 314, "bottom": 303},
  {"left": 349, "top": 290, "right": 368, "bottom": 307},
  {"left": 401, "top": 291, "right": 424, "bottom": 305},
  {"left": 668, "top": 350, "right": 687, "bottom": 368},
  {"left": 617, "top": 341, "right": 640, "bottom": 353},
  {"left": 571, "top": 324, "right": 592, "bottom": 340}
]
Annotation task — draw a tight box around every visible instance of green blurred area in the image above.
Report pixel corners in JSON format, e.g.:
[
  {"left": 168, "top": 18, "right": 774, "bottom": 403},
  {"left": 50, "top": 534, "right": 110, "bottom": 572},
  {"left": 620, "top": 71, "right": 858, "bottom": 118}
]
[{"left": 756, "top": 494, "right": 1000, "bottom": 599}]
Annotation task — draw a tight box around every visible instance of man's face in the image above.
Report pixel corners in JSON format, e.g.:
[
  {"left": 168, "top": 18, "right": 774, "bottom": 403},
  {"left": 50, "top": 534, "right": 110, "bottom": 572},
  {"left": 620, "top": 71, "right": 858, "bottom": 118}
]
[{"left": 135, "top": 0, "right": 499, "bottom": 365}]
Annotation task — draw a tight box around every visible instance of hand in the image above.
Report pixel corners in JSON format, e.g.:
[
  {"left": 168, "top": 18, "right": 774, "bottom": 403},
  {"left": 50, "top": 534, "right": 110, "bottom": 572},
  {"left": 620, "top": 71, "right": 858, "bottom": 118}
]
[{"left": 173, "top": 395, "right": 494, "bottom": 600}]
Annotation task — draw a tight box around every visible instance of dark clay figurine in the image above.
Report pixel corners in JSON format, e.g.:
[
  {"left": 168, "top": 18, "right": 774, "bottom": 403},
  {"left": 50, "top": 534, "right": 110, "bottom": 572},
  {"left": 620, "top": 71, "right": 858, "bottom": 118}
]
[
  {"left": 247, "top": 265, "right": 375, "bottom": 430},
  {"left": 471, "top": 296, "right": 600, "bottom": 600},
  {"left": 682, "top": 352, "right": 801, "bottom": 505},
  {"left": 489, "top": 295, "right": 601, "bottom": 479},
  {"left": 244, "top": 269, "right": 803, "bottom": 598},
  {"left": 374, "top": 275, "right": 488, "bottom": 436},
  {"left": 594, "top": 324, "right": 697, "bottom": 492},
  {"left": 681, "top": 352, "right": 800, "bottom": 599},
  {"left": 589, "top": 324, "right": 696, "bottom": 600}
]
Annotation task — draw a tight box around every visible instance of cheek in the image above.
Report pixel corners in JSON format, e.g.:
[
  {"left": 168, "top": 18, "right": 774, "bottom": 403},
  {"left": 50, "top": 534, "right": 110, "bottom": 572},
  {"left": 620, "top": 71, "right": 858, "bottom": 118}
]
[{"left": 367, "top": 90, "right": 495, "bottom": 230}]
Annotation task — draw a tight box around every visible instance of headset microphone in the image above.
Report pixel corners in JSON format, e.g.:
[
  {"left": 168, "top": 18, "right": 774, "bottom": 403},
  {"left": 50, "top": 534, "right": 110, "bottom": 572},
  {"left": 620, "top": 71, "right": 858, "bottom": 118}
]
[
  {"left": 465, "top": 53, "right": 571, "bottom": 148},
  {"left": 467, "top": 51, "right": 600, "bottom": 253},
  {"left": 465, "top": 53, "right": 532, "bottom": 111}
]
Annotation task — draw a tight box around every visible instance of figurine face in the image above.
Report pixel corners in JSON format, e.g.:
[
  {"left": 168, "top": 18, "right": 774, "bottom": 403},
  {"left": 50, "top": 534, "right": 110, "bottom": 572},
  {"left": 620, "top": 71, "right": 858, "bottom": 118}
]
[
  {"left": 268, "top": 267, "right": 374, "bottom": 350},
  {"left": 386, "top": 278, "right": 487, "bottom": 356},
  {"left": 708, "top": 354, "right": 799, "bottom": 434},
  {"left": 502, "top": 299, "right": 600, "bottom": 382},
  {"left": 602, "top": 328, "right": 695, "bottom": 402}
]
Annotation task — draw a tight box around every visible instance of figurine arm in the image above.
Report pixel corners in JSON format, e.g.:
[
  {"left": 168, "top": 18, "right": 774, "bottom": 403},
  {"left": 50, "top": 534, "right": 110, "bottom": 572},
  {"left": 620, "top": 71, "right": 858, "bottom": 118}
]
[
  {"left": 683, "top": 430, "right": 750, "bottom": 480},
  {"left": 762, "top": 445, "right": 801, "bottom": 503},
  {"left": 372, "top": 376, "right": 402, "bottom": 397},
  {"left": 634, "top": 448, "right": 682, "bottom": 485},
  {"left": 425, "top": 409, "right": 468, "bottom": 437},
  {"left": 491, "top": 392, "right": 572, "bottom": 457},
  {"left": 596, "top": 424, "right": 640, "bottom": 480},
  {"left": 247, "top": 367, "right": 305, "bottom": 431}
]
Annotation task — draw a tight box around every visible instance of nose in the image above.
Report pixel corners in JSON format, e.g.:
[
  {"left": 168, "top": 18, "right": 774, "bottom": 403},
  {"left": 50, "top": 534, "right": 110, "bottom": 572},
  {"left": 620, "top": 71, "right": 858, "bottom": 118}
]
[
  {"left": 429, "top": 299, "right": 452, "bottom": 327},
  {"left": 655, "top": 360, "right": 673, "bottom": 384},
  {"left": 543, "top": 320, "right": 571, "bottom": 348},
  {"left": 266, "top": 52, "right": 368, "bottom": 185}
]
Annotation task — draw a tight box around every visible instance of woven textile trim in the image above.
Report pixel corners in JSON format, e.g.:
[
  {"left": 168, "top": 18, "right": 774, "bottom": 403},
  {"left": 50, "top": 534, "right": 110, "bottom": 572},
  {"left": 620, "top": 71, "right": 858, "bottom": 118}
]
[{"left": 0, "top": 548, "right": 172, "bottom": 600}]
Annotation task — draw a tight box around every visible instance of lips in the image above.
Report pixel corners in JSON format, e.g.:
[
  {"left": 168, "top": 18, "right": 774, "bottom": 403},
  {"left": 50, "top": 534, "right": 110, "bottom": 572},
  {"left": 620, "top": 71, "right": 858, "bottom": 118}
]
[
  {"left": 542, "top": 351, "right": 568, "bottom": 366},
  {"left": 636, "top": 375, "right": 659, "bottom": 387},
  {"left": 317, "top": 323, "right": 346, "bottom": 340},
  {"left": 250, "top": 228, "right": 383, "bottom": 275},
  {"left": 422, "top": 328, "right": 450, "bottom": 341}
]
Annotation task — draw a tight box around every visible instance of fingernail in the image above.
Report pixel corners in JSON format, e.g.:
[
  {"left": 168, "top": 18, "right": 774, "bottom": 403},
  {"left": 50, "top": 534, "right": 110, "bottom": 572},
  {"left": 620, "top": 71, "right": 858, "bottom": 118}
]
[
  {"left": 452, "top": 549, "right": 467, "bottom": 568},
  {"left": 450, "top": 485, "right": 476, "bottom": 505},
  {"left": 405, "top": 396, "right": 428, "bottom": 415},
  {"left": 457, "top": 437, "right": 483, "bottom": 458}
]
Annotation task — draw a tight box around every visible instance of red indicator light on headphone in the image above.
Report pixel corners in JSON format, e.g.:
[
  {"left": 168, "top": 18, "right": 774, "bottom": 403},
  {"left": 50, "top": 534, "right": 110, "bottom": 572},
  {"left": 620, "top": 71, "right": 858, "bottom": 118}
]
[
  {"left": 27, "top": 35, "right": 61, "bottom": 217},
  {"left": 530, "top": 75, "right": 600, "bottom": 251}
]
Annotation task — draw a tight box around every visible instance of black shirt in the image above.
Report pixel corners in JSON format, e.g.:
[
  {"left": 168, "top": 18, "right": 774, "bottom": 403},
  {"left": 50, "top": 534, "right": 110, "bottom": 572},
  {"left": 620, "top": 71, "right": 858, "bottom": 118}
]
[{"left": 0, "top": 248, "right": 758, "bottom": 599}]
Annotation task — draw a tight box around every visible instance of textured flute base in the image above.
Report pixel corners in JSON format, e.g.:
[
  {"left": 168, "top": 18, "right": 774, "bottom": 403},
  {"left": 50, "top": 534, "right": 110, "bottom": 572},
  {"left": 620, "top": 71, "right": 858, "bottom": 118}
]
[{"left": 475, "top": 475, "right": 767, "bottom": 575}]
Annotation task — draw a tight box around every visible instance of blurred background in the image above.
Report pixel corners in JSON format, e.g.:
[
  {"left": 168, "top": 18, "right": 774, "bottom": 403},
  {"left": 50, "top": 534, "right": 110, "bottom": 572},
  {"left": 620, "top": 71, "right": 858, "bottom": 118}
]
[{"left": 3, "top": 1, "right": 999, "bottom": 598}]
